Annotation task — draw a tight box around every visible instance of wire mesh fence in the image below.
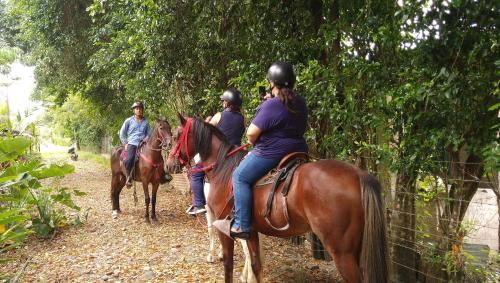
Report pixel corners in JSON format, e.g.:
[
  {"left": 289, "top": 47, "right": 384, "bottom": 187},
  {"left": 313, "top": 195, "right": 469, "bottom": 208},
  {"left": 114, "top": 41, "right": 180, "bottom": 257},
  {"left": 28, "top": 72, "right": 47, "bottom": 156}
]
[
  {"left": 275, "top": 160, "right": 499, "bottom": 282},
  {"left": 179, "top": 158, "right": 499, "bottom": 281}
]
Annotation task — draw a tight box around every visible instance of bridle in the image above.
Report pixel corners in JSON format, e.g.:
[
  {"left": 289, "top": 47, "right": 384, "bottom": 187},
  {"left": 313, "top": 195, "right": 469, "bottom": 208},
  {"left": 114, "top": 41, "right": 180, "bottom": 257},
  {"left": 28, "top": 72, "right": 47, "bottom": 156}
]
[
  {"left": 139, "top": 122, "right": 172, "bottom": 180},
  {"left": 148, "top": 124, "right": 172, "bottom": 152},
  {"left": 168, "top": 118, "right": 193, "bottom": 167},
  {"left": 168, "top": 118, "right": 249, "bottom": 173}
]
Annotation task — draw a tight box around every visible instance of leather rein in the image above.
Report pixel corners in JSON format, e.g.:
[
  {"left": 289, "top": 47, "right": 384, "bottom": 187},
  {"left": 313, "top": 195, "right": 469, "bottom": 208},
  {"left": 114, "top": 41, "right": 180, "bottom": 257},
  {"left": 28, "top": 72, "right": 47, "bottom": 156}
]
[{"left": 139, "top": 125, "right": 171, "bottom": 179}]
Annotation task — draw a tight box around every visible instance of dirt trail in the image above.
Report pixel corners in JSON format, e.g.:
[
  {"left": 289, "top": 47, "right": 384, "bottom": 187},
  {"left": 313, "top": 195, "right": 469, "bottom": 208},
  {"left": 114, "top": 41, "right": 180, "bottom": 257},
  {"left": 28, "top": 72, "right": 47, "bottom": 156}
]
[{"left": 2, "top": 157, "right": 339, "bottom": 282}]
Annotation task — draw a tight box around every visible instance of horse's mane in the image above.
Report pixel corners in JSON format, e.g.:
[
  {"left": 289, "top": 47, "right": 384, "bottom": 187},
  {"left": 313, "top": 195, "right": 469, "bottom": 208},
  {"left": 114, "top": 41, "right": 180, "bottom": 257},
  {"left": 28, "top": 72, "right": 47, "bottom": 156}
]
[{"left": 190, "top": 118, "right": 247, "bottom": 186}]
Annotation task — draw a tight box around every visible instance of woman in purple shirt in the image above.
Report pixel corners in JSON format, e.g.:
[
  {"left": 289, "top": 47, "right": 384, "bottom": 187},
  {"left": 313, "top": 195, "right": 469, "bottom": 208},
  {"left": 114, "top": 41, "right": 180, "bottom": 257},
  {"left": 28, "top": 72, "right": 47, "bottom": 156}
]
[
  {"left": 186, "top": 89, "right": 245, "bottom": 215},
  {"left": 214, "top": 62, "right": 308, "bottom": 239}
]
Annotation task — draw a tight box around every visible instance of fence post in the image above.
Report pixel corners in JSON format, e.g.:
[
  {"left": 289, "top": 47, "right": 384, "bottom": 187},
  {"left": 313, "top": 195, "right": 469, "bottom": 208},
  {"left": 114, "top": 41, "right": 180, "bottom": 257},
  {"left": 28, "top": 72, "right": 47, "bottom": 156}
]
[
  {"left": 310, "top": 233, "right": 332, "bottom": 261},
  {"left": 290, "top": 235, "right": 305, "bottom": 245}
]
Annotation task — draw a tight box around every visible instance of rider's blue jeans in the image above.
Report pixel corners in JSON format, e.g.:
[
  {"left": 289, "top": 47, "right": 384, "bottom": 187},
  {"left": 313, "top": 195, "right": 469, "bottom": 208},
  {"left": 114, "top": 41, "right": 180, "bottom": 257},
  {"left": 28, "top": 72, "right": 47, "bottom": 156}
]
[
  {"left": 190, "top": 165, "right": 206, "bottom": 207},
  {"left": 124, "top": 144, "right": 137, "bottom": 174},
  {"left": 232, "top": 152, "right": 280, "bottom": 233}
]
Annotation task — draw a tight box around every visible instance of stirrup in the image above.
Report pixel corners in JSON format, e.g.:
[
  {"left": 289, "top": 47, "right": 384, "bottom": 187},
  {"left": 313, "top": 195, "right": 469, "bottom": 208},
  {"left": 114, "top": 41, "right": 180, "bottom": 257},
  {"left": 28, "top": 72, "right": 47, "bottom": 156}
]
[
  {"left": 213, "top": 218, "right": 233, "bottom": 238},
  {"left": 230, "top": 227, "right": 249, "bottom": 240}
]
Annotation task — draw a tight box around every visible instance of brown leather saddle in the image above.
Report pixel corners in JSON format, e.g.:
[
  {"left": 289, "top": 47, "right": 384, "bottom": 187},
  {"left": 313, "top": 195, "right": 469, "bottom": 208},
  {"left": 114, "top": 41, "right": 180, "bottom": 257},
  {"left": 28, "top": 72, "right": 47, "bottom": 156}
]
[{"left": 254, "top": 152, "right": 309, "bottom": 231}]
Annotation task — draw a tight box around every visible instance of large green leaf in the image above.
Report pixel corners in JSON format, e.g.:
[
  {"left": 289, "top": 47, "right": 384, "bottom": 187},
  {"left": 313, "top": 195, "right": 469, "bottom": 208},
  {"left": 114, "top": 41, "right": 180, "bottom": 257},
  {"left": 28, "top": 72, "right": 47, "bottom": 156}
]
[
  {"left": 0, "top": 209, "right": 27, "bottom": 225},
  {"left": 0, "top": 172, "right": 29, "bottom": 189},
  {"left": 31, "top": 218, "right": 53, "bottom": 239},
  {"left": 51, "top": 188, "right": 80, "bottom": 211},
  {"left": 31, "top": 164, "right": 74, "bottom": 179},
  {"left": 0, "top": 137, "right": 31, "bottom": 162}
]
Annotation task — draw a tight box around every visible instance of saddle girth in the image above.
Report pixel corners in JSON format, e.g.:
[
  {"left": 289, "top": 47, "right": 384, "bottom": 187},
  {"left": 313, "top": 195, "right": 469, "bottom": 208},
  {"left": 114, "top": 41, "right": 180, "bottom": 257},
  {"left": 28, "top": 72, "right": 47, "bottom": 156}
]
[{"left": 263, "top": 156, "right": 307, "bottom": 231}]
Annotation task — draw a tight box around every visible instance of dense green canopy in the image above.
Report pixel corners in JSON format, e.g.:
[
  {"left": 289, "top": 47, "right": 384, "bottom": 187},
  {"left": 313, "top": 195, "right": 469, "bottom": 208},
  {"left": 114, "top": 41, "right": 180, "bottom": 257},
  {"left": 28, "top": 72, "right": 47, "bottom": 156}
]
[{"left": 1, "top": 0, "right": 498, "bottom": 281}]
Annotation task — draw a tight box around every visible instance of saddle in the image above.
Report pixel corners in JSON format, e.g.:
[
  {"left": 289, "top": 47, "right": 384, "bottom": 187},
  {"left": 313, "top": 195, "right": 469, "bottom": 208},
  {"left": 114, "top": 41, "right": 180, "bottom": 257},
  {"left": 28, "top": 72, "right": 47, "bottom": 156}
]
[
  {"left": 119, "top": 142, "right": 147, "bottom": 176},
  {"left": 119, "top": 141, "right": 147, "bottom": 162},
  {"left": 254, "top": 152, "right": 309, "bottom": 231}
]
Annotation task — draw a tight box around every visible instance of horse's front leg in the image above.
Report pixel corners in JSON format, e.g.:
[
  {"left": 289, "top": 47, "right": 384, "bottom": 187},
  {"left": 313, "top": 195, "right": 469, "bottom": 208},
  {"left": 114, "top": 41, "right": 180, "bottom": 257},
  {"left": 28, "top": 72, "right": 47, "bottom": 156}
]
[
  {"left": 142, "top": 181, "right": 150, "bottom": 222},
  {"left": 151, "top": 182, "right": 159, "bottom": 222},
  {"left": 206, "top": 206, "right": 218, "bottom": 263},
  {"left": 218, "top": 231, "right": 235, "bottom": 283},
  {"left": 204, "top": 182, "right": 222, "bottom": 262},
  {"left": 244, "top": 232, "right": 262, "bottom": 283}
]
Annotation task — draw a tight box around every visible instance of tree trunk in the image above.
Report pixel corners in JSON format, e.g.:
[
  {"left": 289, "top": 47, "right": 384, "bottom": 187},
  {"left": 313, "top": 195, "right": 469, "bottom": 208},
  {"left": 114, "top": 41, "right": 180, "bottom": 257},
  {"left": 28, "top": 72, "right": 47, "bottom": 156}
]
[
  {"left": 435, "top": 145, "right": 484, "bottom": 281},
  {"left": 391, "top": 171, "right": 417, "bottom": 283}
]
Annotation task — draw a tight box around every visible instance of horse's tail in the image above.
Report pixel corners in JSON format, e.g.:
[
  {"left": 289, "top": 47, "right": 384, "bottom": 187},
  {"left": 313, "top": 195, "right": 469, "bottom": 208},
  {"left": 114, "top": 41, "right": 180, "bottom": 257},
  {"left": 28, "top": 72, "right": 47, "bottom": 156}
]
[{"left": 360, "top": 173, "right": 389, "bottom": 283}]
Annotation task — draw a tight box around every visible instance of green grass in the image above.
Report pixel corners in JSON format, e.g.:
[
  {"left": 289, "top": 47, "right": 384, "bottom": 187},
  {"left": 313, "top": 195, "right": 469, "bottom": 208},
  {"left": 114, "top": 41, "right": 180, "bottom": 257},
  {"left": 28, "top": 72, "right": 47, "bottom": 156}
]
[
  {"left": 40, "top": 151, "right": 68, "bottom": 163},
  {"left": 41, "top": 151, "right": 109, "bottom": 168},
  {"left": 77, "top": 151, "right": 109, "bottom": 168}
]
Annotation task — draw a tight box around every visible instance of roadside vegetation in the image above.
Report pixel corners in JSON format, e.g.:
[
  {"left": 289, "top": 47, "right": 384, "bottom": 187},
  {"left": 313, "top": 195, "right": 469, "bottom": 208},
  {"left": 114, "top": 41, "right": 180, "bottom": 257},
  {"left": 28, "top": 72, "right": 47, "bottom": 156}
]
[{"left": 0, "top": 0, "right": 498, "bottom": 281}]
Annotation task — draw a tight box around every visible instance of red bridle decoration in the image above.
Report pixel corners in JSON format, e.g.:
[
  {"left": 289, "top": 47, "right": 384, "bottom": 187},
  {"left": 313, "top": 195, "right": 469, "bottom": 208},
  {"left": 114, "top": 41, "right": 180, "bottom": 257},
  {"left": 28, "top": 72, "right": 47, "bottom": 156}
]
[
  {"left": 140, "top": 153, "right": 164, "bottom": 180},
  {"left": 168, "top": 118, "right": 192, "bottom": 166},
  {"left": 188, "top": 143, "right": 250, "bottom": 174},
  {"left": 169, "top": 117, "right": 250, "bottom": 174}
]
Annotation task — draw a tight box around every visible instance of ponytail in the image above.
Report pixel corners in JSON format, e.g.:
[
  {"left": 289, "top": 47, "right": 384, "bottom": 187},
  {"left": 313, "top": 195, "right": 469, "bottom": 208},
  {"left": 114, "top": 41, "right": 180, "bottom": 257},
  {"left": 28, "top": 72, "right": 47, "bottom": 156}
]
[{"left": 277, "top": 88, "right": 298, "bottom": 113}]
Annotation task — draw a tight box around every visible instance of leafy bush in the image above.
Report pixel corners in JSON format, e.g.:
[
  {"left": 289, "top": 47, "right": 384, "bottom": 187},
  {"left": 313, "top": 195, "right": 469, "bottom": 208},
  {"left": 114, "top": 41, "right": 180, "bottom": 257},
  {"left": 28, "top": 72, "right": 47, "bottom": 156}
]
[
  {"left": 0, "top": 47, "right": 17, "bottom": 74},
  {"left": 0, "top": 135, "right": 84, "bottom": 252}
]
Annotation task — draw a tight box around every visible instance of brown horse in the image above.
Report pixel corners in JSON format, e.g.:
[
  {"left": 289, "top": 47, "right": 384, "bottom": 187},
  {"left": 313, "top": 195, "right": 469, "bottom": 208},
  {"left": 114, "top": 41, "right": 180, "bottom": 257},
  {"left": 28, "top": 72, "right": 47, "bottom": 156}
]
[
  {"left": 110, "top": 118, "right": 173, "bottom": 222},
  {"left": 166, "top": 114, "right": 388, "bottom": 283}
]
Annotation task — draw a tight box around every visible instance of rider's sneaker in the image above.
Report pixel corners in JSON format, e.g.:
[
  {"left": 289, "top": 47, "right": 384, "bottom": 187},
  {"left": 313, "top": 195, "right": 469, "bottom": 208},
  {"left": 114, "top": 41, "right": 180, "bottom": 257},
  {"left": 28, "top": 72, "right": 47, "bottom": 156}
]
[
  {"left": 186, "top": 205, "right": 206, "bottom": 215},
  {"left": 126, "top": 175, "right": 132, "bottom": 187},
  {"left": 212, "top": 219, "right": 249, "bottom": 240},
  {"left": 230, "top": 227, "right": 250, "bottom": 240}
]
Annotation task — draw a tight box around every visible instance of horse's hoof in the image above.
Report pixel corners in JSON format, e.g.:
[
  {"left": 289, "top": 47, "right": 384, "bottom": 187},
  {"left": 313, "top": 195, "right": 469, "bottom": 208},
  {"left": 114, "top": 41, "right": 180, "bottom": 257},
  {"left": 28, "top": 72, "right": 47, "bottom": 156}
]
[
  {"left": 206, "top": 254, "right": 215, "bottom": 263},
  {"left": 112, "top": 210, "right": 119, "bottom": 219},
  {"left": 144, "top": 217, "right": 150, "bottom": 224},
  {"left": 151, "top": 217, "right": 158, "bottom": 224}
]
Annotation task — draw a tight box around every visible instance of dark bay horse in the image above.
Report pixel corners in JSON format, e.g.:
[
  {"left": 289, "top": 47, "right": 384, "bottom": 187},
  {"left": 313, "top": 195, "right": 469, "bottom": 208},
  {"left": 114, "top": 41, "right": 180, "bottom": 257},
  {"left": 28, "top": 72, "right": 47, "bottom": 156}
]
[
  {"left": 110, "top": 118, "right": 173, "bottom": 222},
  {"left": 166, "top": 114, "right": 388, "bottom": 283}
]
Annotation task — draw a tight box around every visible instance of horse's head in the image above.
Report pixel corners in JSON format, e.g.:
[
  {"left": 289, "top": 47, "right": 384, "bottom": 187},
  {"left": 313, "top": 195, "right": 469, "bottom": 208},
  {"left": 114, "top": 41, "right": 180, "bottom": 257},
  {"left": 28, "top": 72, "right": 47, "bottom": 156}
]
[
  {"left": 166, "top": 113, "right": 196, "bottom": 174},
  {"left": 151, "top": 118, "right": 173, "bottom": 151}
]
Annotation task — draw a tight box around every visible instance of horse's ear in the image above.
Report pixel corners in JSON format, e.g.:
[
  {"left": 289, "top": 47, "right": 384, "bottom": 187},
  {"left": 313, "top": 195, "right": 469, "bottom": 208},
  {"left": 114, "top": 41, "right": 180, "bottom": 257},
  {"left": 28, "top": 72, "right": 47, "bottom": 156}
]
[{"left": 177, "top": 112, "right": 186, "bottom": 126}]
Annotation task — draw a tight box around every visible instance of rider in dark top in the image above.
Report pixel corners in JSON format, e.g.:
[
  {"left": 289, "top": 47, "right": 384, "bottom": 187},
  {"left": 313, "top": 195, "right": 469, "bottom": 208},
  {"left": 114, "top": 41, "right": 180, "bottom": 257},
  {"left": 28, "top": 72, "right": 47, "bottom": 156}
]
[
  {"left": 187, "top": 89, "right": 246, "bottom": 215},
  {"left": 213, "top": 62, "right": 308, "bottom": 239}
]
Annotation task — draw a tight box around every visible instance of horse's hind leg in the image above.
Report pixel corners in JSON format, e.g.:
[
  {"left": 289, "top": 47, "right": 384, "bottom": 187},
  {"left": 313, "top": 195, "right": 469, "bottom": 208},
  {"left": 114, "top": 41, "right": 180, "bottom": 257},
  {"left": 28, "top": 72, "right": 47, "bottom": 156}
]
[
  {"left": 111, "top": 173, "right": 125, "bottom": 219},
  {"left": 331, "top": 252, "right": 360, "bottom": 283},
  {"left": 314, "top": 230, "right": 361, "bottom": 282},
  {"left": 142, "top": 182, "right": 150, "bottom": 222},
  {"left": 151, "top": 183, "right": 159, "bottom": 222}
]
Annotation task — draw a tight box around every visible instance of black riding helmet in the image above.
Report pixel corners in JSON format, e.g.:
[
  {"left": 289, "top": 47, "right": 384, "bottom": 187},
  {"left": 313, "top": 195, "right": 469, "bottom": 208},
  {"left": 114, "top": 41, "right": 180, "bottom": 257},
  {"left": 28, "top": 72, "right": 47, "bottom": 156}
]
[
  {"left": 266, "top": 62, "right": 295, "bottom": 88},
  {"left": 131, "top": 101, "right": 144, "bottom": 110},
  {"left": 220, "top": 88, "right": 242, "bottom": 107}
]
